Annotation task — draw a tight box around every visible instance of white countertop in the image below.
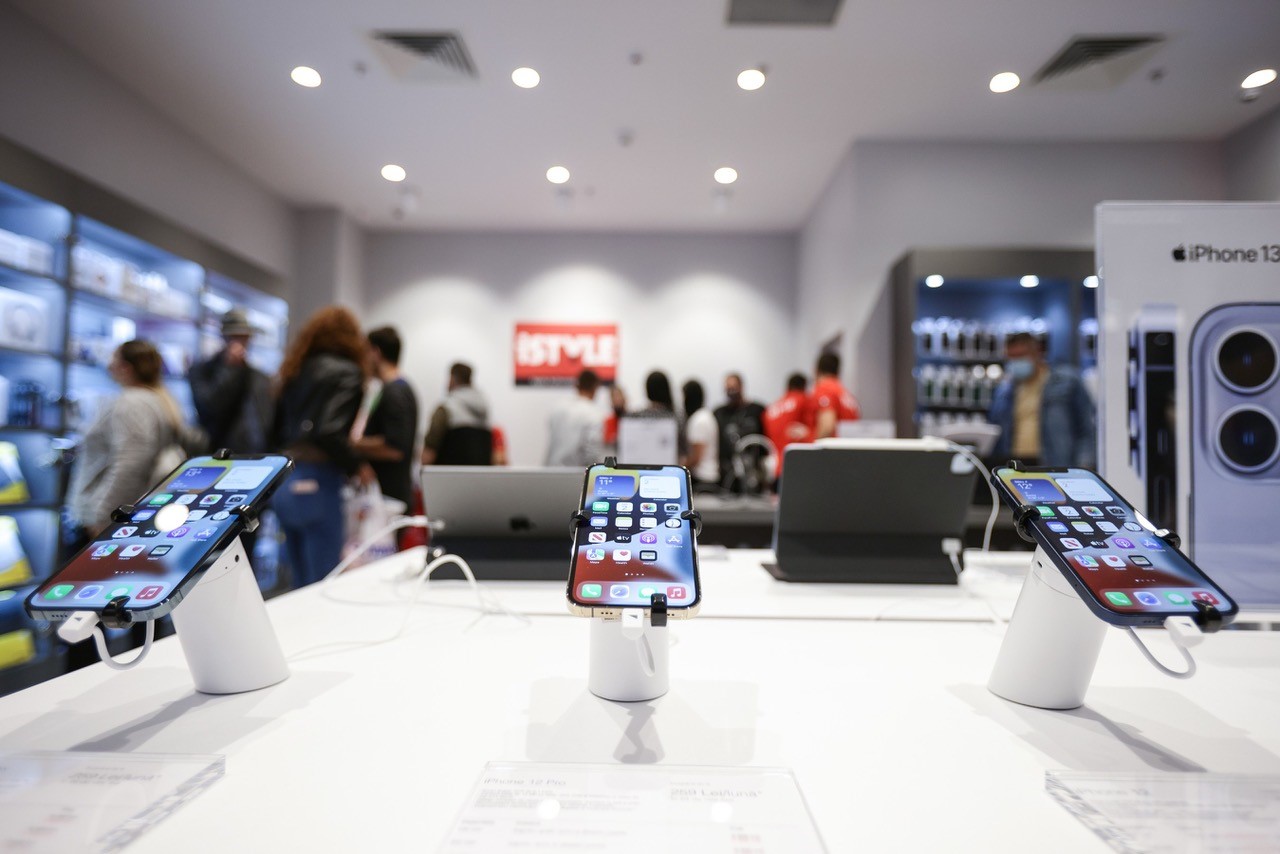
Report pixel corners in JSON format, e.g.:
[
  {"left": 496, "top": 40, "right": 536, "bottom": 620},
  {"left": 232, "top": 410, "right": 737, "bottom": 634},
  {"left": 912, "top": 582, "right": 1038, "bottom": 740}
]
[{"left": 1, "top": 548, "right": 1277, "bottom": 852}]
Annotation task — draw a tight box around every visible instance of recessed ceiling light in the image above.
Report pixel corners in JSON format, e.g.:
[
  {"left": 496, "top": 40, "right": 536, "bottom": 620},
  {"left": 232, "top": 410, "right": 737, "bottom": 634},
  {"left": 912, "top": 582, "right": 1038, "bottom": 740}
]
[
  {"left": 1020, "top": 275, "right": 1039, "bottom": 288},
  {"left": 737, "top": 69, "right": 766, "bottom": 91},
  {"left": 989, "top": 72, "right": 1020, "bottom": 93},
  {"left": 1083, "top": 275, "right": 1099, "bottom": 289},
  {"left": 925, "top": 275, "right": 944, "bottom": 288},
  {"left": 291, "top": 66, "right": 322, "bottom": 88},
  {"left": 512, "top": 67, "right": 541, "bottom": 89},
  {"left": 546, "top": 166, "right": 571, "bottom": 184},
  {"left": 1242, "top": 69, "right": 1277, "bottom": 89},
  {"left": 714, "top": 167, "right": 738, "bottom": 185},
  {"left": 381, "top": 164, "right": 407, "bottom": 182}
]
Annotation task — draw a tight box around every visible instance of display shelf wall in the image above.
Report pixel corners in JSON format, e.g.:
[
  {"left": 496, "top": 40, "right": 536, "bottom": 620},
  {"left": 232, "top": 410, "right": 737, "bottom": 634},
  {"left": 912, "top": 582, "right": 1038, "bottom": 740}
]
[
  {"left": 890, "top": 248, "right": 1097, "bottom": 441},
  {"left": 0, "top": 174, "right": 290, "bottom": 696}
]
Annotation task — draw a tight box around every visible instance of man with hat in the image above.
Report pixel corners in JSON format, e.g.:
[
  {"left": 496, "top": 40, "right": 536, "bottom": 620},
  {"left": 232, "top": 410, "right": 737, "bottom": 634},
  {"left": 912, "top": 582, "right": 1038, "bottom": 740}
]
[{"left": 188, "top": 308, "right": 274, "bottom": 455}]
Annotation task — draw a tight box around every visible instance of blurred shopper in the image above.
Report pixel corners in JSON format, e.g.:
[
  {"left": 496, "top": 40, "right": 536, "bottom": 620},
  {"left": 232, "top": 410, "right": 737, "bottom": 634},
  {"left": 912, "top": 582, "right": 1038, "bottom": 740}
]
[
  {"left": 67, "top": 340, "right": 205, "bottom": 551},
  {"left": 764, "top": 373, "right": 813, "bottom": 480},
  {"left": 491, "top": 426, "right": 509, "bottom": 466},
  {"left": 621, "top": 371, "right": 684, "bottom": 462},
  {"left": 714, "top": 373, "right": 766, "bottom": 491},
  {"left": 808, "top": 352, "right": 861, "bottom": 440},
  {"left": 188, "top": 308, "right": 273, "bottom": 454},
  {"left": 422, "top": 362, "right": 491, "bottom": 465},
  {"left": 988, "top": 332, "right": 1096, "bottom": 467},
  {"left": 354, "top": 327, "right": 419, "bottom": 526},
  {"left": 272, "top": 306, "right": 365, "bottom": 587},
  {"left": 682, "top": 379, "right": 719, "bottom": 490},
  {"left": 603, "top": 385, "right": 627, "bottom": 448},
  {"left": 545, "top": 369, "right": 606, "bottom": 467}
]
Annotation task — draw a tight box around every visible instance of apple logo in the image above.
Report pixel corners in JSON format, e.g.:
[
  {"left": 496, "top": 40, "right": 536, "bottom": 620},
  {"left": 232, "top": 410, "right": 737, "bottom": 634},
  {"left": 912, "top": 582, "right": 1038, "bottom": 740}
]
[{"left": 1172, "top": 245, "right": 1186, "bottom": 262}]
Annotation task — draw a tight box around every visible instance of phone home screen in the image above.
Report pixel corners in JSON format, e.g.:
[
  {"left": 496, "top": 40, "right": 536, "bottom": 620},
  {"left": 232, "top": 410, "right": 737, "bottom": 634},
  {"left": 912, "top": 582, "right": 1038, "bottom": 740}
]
[
  {"left": 998, "top": 468, "right": 1234, "bottom": 617},
  {"left": 30, "top": 455, "right": 290, "bottom": 614},
  {"left": 570, "top": 466, "right": 698, "bottom": 609}
]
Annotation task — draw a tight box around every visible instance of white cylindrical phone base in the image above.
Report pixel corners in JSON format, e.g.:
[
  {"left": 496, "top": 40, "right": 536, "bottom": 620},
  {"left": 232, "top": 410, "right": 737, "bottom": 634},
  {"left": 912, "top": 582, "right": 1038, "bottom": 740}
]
[
  {"left": 988, "top": 547, "right": 1107, "bottom": 710},
  {"left": 588, "top": 615, "right": 669, "bottom": 703},
  {"left": 170, "top": 537, "right": 290, "bottom": 695}
]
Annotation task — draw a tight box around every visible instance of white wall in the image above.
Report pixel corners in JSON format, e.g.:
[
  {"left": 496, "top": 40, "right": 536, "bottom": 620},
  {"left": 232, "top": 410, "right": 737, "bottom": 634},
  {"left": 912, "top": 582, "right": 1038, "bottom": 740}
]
[
  {"left": 0, "top": 4, "right": 293, "bottom": 278},
  {"left": 798, "top": 139, "right": 1228, "bottom": 418},
  {"left": 292, "top": 208, "right": 365, "bottom": 326},
  {"left": 363, "top": 231, "right": 799, "bottom": 466},
  {"left": 1225, "top": 103, "right": 1280, "bottom": 201}
]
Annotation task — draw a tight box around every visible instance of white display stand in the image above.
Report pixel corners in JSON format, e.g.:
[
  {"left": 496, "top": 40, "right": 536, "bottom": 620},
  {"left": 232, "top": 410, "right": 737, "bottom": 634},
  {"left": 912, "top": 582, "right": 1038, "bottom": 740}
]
[
  {"left": 168, "top": 537, "right": 290, "bottom": 695},
  {"left": 988, "top": 546, "right": 1107, "bottom": 710},
  {"left": 587, "top": 612, "right": 669, "bottom": 703}
]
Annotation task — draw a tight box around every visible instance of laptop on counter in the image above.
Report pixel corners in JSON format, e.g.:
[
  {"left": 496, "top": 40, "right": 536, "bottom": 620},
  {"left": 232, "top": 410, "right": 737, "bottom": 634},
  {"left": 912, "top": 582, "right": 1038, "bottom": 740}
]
[
  {"left": 767, "top": 438, "right": 976, "bottom": 584},
  {"left": 419, "top": 466, "right": 583, "bottom": 580}
]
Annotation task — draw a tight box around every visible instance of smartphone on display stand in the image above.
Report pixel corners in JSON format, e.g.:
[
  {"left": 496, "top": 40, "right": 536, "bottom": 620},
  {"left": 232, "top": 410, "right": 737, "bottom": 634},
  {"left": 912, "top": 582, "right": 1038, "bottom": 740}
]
[
  {"left": 1126, "top": 304, "right": 1178, "bottom": 531},
  {"left": 566, "top": 463, "right": 701, "bottom": 619},
  {"left": 992, "top": 464, "right": 1237, "bottom": 627},
  {"left": 26, "top": 454, "right": 293, "bottom": 622},
  {"left": 1189, "top": 303, "right": 1280, "bottom": 606}
]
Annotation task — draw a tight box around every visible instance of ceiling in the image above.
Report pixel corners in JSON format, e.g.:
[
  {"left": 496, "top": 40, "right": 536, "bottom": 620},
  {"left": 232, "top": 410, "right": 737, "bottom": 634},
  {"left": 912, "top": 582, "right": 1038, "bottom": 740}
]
[{"left": 9, "top": 0, "right": 1280, "bottom": 232}]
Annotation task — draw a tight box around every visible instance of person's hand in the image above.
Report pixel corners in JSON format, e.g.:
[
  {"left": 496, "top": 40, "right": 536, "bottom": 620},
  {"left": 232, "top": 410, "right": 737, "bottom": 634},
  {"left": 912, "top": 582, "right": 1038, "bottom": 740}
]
[
  {"left": 358, "top": 463, "right": 377, "bottom": 487},
  {"left": 225, "top": 340, "right": 248, "bottom": 367}
]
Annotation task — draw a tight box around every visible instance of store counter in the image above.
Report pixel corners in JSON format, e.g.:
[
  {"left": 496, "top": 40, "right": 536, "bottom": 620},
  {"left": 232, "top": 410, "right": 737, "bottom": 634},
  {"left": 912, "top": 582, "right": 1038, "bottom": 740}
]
[{"left": 0, "top": 548, "right": 1277, "bottom": 852}]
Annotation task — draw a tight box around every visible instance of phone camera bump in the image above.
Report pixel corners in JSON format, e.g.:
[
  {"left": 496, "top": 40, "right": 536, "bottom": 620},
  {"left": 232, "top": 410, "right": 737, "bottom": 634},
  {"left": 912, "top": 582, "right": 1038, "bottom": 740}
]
[
  {"left": 1216, "top": 407, "right": 1279, "bottom": 473},
  {"left": 1215, "top": 329, "right": 1278, "bottom": 393}
]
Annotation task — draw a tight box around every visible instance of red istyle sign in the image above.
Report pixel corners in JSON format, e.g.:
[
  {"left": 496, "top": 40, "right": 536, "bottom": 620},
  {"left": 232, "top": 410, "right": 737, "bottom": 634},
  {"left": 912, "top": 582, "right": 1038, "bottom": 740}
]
[{"left": 513, "top": 323, "right": 618, "bottom": 386}]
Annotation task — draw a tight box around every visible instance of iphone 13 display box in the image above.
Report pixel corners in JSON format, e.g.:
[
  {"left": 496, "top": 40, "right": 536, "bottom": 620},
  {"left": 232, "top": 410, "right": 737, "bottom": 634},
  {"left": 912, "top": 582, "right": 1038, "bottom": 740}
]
[{"left": 1095, "top": 202, "right": 1280, "bottom": 607}]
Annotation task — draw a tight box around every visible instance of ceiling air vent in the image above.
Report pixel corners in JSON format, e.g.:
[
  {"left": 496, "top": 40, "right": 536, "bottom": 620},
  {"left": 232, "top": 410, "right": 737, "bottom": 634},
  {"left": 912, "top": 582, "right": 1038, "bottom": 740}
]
[
  {"left": 1032, "top": 35, "right": 1165, "bottom": 91},
  {"left": 727, "top": 0, "right": 844, "bottom": 26},
  {"left": 369, "top": 31, "right": 477, "bottom": 81}
]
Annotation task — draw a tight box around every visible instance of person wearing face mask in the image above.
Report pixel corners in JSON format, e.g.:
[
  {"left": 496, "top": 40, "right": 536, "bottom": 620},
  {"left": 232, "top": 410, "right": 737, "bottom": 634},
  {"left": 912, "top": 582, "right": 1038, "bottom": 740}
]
[
  {"left": 988, "top": 332, "right": 1096, "bottom": 467},
  {"left": 714, "top": 373, "right": 767, "bottom": 492}
]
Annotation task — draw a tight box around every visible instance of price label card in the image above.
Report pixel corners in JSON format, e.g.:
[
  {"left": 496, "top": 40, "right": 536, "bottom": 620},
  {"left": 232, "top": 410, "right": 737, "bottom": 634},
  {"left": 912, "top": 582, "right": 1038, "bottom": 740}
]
[
  {"left": 1046, "top": 771, "right": 1280, "bottom": 854},
  {"left": 0, "top": 751, "right": 224, "bottom": 853},
  {"left": 441, "top": 763, "right": 826, "bottom": 853}
]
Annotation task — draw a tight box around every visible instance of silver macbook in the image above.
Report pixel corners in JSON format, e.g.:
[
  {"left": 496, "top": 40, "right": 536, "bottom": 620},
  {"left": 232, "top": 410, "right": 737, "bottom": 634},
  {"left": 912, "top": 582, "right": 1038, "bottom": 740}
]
[{"left": 419, "top": 466, "right": 583, "bottom": 579}]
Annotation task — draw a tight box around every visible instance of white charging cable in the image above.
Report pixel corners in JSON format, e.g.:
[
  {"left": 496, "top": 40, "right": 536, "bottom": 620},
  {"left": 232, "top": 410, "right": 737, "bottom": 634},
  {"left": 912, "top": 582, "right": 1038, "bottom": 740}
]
[
  {"left": 58, "top": 611, "right": 156, "bottom": 671},
  {"left": 1124, "top": 617, "right": 1201, "bottom": 680},
  {"left": 306, "top": 512, "right": 527, "bottom": 660},
  {"left": 940, "top": 439, "right": 1000, "bottom": 552}
]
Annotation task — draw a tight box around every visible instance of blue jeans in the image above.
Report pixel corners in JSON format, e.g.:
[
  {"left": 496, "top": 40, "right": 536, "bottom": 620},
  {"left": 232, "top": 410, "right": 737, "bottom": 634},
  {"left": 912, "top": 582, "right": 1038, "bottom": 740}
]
[{"left": 272, "top": 461, "right": 346, "bottom": 588}]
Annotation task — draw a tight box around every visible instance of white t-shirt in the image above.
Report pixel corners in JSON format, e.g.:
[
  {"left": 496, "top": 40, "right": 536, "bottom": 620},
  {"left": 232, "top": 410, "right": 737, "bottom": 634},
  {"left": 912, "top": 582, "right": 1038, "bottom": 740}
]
[
  {"left": 545, "top": 394, "right": 606, "bottom": 467},
  {"left": 686, "top": 408, "right": 719, "bottom": 484}
]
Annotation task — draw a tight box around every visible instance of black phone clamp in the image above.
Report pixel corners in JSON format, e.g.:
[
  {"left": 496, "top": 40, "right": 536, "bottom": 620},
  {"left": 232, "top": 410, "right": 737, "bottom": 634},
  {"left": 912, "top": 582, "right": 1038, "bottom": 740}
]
[
  {"left": 1192, "top": 600, "right": 1223, "bottom": 633},
  {"left": 100, "top": 596, "right": 133, "bottom": 630},
  {"left": 649, "top": 593, "right": 668, "bottom": 627},
  {"left": 681, "top": 510, "right": 703, "bottom": 538},
  {"left": 1012, "top": 504, "right": 1040, "bottom": 544},
  {"left": 110, "top": 504, "right": 137, "bottom": 523},
  {"left": 569, "top": 509, "right": 590, "bottom": 538}
]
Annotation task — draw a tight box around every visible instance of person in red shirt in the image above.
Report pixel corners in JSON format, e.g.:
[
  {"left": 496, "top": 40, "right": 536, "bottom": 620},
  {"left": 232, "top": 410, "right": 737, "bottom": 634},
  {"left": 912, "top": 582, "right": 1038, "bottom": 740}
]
[
  {"left": 764, "top": 373, "right": 813, "bottom": 479},
  {"left": 808, "top": 352, "right": 860, "bottom": 440}
]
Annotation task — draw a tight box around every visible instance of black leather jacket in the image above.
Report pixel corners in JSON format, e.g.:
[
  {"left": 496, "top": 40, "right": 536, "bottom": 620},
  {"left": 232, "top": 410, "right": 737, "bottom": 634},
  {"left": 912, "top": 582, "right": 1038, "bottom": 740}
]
[{"left": 272, "top": 353, "right": 364, "bottom": 474}]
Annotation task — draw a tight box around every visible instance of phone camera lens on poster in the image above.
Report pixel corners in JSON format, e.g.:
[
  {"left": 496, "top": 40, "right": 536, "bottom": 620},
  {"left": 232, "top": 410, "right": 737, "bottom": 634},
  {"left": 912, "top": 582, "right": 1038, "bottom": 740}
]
[
  {"left": 1217, "top": 408, "right": 1279, "bottom": 472},
  {"left": 1216, "top": 330, "right": 1277, "bottom": 392}
]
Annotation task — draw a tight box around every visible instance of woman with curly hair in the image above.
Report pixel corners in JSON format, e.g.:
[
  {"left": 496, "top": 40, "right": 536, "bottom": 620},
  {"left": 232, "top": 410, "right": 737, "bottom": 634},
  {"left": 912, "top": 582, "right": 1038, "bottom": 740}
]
[{"left": 271, "top": 305, "right": 366, "bottom": 587}]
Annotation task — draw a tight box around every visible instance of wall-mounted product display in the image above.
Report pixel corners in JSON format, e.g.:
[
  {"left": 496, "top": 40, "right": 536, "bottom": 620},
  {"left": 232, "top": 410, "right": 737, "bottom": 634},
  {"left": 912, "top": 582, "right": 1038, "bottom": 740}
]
[
  {"left": 67, "top": 217, "right": 203, "bottom": 427},
  {"left": 0, "top": 176, "right": 289, "bottom": 694},
  {"left": 1096, "top": 202, "right": 1280, "bottom": 608},
  {"left": 891, "top": 249, "right": 1098, "bottom": 443}
]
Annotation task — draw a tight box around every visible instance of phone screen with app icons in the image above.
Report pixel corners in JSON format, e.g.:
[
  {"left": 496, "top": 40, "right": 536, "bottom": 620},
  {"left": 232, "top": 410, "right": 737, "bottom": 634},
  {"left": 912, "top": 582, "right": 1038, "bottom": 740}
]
[
  {"left": 27, "top": 455, "right": 292, "bottom": 619},
  {"left": 995, "top": 467, "right": 1237, "bottom": 625},
  {"left": 568, "top": 464, "right": 700, "bottom": 612}
]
